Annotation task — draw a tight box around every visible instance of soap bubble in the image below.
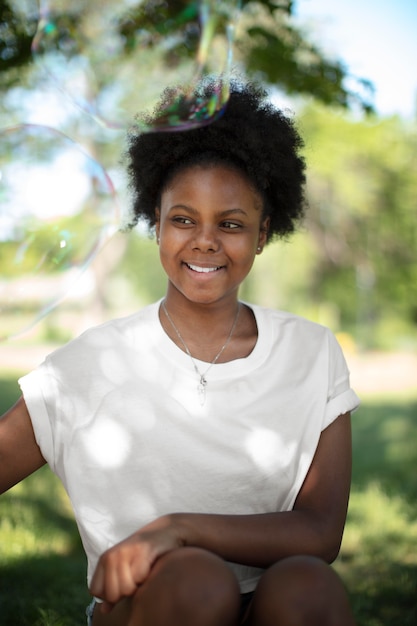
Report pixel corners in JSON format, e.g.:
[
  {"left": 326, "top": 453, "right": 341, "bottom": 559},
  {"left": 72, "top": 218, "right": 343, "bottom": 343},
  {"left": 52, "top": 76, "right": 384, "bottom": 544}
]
[
  {"left": 0, "top": 124, "right": 119, "bottom": 341},
  {"left": 32, "top": 0, "right": 241, "bottom": 131},
  {"left": 0, "top": 2, "right": 242, "bottom": 338}
]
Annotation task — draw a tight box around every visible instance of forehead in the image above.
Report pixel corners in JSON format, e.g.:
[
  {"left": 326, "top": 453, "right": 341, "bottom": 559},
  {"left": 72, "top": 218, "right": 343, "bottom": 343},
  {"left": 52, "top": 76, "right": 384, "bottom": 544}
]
[{"left": 162, "top": 164, "right": 262, "bottom": 204}]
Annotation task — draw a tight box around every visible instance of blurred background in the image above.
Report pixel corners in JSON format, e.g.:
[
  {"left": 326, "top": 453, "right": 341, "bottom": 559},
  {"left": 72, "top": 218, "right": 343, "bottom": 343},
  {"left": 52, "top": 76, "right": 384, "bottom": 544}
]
[
  {"left": 1, "top": 0, "right": 416, "bottom": 373},
  {"left": 0, "top": 1, "right": 416, "bottom": 625}
]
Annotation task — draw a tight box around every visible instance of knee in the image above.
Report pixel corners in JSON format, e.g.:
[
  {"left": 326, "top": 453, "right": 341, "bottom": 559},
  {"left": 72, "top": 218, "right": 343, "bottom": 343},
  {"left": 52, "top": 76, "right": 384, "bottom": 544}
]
[
  {"left": 264, "top": 554, "right": 335, "bottom": 590},
  {"left": 160, "top": 547, "right": 239, "bottom": 603},
  {"left": 133, "top": 547, "right": 240, "bottom": 624},
  {"left": 252, "top": 555, "right": 355, "bottom": 626}
]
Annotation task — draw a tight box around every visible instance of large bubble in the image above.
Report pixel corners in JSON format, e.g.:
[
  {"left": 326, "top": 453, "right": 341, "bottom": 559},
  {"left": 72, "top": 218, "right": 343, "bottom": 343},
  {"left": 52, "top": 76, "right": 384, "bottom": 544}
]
[
  {"left": 1, "top": 1, "right": 241, "bottom": 340},
  {"left": 32, "top": 0, "right": 241, "bottom": 131},
  {"left": 0, "top": 124, "right": 119, "bottom": 341}
]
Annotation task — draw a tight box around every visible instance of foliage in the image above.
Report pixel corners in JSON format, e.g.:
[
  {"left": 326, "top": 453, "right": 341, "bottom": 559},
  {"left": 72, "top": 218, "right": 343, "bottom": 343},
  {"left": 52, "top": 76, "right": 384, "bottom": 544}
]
[
  {"left": 299, "top": 106, "right": 417, "bottom": 346},
  {"left": 1, "top": 373, "right": 416, "bottom": 625},
  {"left": 237, "top": 2, "right": 374, "bottom": 111},
  {"left": 0, "top": 0, "right": 38, "bottom": 88},
  {"left": 0, "top": 0, "right": 373, "bottom": 112},
  {"left": 112, "top": 228, "right": 167, "bottom": 305},
  {"left": 335, "top": 394, "right": 417, "bottom": 625},
  {"left": 0, "top": 2, "right": 414, "bottom": 349},
  {"left": 0, "top": 212, "right": 107, "bottom": 279}
]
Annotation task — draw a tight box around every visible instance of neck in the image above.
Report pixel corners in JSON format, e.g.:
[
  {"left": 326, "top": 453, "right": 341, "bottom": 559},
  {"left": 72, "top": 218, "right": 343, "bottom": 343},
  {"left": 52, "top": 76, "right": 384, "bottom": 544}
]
[
  {"left": 160, "top": 292, "right": 242, "bottom": 363},
  {"left": 163, "top": 288, "right": 241, "bottom": 335}
]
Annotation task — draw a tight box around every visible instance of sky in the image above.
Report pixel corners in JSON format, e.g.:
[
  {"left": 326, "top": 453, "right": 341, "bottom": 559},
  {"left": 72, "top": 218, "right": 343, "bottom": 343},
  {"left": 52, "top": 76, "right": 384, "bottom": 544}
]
[{"left": 295, "top": 0, "right": 417, "bottom": 118}]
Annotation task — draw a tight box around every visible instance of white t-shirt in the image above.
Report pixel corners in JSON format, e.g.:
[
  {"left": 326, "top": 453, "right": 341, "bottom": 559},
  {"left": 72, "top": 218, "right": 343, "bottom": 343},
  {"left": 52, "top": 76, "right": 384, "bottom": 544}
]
[{"left": 19, "top": 301, "right": 360, "bottom": 593}]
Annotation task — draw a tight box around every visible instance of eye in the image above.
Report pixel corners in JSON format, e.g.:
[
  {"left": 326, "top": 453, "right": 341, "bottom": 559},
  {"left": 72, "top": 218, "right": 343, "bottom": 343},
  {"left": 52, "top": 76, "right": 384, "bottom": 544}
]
[
  {"left": 172, "top": 216, "right": 194, "bottom": 226},
  {"left": 221, "top": 221, "right": 241, "bottom": 230}
]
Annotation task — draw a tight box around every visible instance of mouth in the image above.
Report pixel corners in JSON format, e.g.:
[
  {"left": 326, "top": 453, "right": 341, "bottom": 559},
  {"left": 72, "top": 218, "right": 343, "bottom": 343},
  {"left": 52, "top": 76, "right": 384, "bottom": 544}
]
[{"left": 185, "top": 263, "right": 224, "bottom": 274}]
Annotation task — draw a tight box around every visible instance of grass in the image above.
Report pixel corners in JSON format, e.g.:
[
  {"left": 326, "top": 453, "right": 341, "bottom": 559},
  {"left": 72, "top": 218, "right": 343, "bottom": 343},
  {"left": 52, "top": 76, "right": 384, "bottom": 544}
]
[
  {"left": 335, "top": 392, "right": 417, "bottom": 626},
  {"left": 1, "top": 373, "right": 417, "bottom": 625}
]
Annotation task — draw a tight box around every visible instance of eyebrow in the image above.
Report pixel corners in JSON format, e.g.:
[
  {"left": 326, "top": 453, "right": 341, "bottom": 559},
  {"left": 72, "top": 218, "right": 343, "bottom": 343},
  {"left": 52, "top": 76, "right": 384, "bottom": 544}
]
[{"left": 168, "top": 205, "right": 249, "bottom": 217}]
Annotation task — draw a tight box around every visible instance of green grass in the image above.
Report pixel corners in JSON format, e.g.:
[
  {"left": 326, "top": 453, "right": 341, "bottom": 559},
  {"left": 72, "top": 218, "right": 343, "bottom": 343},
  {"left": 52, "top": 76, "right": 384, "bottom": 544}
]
[
  {"left": 335, "top": 393, "right": 417, "bottom": 626},
  {"left": 0, "top": 376, "right": 91, "bottom": 626},
  {"left": 1, "top": 374, "right": 417, "bottom": 625}
]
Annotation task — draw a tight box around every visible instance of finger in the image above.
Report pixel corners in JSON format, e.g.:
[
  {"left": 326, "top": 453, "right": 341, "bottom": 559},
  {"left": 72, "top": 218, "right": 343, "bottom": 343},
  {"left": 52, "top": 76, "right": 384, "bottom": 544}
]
[
  {"left": 116, "top": 558, "right": 138, "bottom": 598},
  {"left": 90, "top": 552, "right": 122, "bottom": 604},
  {"left": 89, "top": 561, "right": 104, "bottom": 599},
  {"left": 103, "top": 555, "right": 125, "bottom": 604}
]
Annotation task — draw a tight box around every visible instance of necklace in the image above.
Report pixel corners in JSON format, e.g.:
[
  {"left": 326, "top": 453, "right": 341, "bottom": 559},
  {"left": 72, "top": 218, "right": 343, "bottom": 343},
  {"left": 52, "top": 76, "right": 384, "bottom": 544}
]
[{"left": 161, "top": 300, "right": 241, "bottom": 405}]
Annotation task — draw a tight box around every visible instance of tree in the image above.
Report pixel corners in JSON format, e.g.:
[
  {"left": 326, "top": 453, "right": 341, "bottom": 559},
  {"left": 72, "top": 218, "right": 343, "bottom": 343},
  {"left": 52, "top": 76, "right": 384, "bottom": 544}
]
[
  {"left": 0, "top": 0, "right": 374, "bottom": 112},
  {"left": 0, "top": 0, "right": 37, "bottom": 86},
  {"left": 299, "top": 105, "right": 417, "bottom": 347}
]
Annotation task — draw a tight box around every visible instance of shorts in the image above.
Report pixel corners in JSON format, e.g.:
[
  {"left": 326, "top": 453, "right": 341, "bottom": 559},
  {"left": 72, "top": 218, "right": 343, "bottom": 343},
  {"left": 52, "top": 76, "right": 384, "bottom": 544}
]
[
  {"left": 86, "top": 591, "right": 255, "bottom": 625},
  {"left": 86, "top": 599, "right": 95, "bottom": 626}
]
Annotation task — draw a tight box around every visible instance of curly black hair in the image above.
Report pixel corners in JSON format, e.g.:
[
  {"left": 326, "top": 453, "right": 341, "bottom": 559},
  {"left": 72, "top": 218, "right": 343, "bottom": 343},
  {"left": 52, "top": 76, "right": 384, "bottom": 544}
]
[{"left": 126, "top": 80, "right": 306, "bottom": 242}]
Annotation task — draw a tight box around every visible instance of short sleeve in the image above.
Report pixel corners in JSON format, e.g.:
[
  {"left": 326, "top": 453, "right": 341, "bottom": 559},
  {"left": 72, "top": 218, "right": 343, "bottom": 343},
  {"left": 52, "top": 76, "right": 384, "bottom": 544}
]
[
  {"left": 323, "top": 331, "right": 360, "bottom": 429},
  {"left": 19, "top": 361, "right": 58, "bottom": 470}
]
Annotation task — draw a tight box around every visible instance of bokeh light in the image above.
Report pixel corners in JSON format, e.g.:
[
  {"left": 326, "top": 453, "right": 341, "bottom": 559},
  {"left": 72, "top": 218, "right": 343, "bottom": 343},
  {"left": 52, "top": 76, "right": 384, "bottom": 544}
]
[
  {"left": 32, "top": 0, "right": 241, "bottom": 131},
  {"left": 0, "top": 124, "right": 119, "bottom": 341}
]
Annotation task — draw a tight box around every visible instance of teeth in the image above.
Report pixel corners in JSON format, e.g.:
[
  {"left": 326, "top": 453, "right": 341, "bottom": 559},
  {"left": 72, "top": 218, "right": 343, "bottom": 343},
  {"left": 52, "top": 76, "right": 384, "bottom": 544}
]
[{"left": 187, "top": 263, "right": 220, "bottom": 273}]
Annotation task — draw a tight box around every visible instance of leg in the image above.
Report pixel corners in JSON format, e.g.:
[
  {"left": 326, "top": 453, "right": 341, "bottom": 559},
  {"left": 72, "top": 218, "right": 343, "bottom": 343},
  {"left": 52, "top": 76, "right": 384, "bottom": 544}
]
[
  {"left": 246, "top": 555, "right": 356, "bottom": 626},
  {"left": 92, "top": 547, "right": 240, "bottom": 626}
]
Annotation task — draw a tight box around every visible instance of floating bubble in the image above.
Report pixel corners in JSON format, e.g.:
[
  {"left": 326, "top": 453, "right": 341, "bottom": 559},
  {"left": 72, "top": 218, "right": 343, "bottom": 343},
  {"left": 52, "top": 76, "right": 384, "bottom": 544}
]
[
  {"left": 31, "top": 0, "right": 241, "bottom": 131},
  {"left": 0, "top": 124, "right": 119, "bottom": 341}
]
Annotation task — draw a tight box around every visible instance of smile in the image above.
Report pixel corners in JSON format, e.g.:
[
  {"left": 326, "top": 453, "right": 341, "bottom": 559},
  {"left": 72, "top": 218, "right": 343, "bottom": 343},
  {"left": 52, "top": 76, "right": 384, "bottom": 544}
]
[{"left": 186, "top": 263, "right": 223, "bottom": 273}]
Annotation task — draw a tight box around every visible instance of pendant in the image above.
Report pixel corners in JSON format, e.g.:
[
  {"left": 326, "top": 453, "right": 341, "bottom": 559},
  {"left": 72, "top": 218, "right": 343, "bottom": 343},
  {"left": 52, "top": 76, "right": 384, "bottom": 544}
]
[{"left": 197, "top": 376, "right": 207, "bottom": 406}]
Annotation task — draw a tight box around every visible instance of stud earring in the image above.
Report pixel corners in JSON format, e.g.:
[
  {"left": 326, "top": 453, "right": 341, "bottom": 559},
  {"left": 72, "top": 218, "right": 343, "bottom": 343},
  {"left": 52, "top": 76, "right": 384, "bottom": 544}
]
[{"left": 257, "top": 246, "right": 262, "bottom": 252}]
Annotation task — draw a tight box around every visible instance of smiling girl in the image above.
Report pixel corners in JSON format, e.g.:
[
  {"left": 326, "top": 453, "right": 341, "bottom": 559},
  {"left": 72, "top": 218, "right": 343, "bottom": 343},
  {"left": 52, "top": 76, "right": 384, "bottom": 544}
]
[{"left": 0, "top": 81, "right": 359, "bottom": 625}]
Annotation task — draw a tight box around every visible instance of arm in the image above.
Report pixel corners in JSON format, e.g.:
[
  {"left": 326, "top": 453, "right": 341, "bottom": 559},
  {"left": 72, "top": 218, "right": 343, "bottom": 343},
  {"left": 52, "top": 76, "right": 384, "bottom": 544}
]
[
  {"left": 0, "top": 396, "right": 46, "bottom": 494},
  {"left": 90, "top": 412, "right": 352, "bottom": 605},
  {"left": 176, "top": 410, "right": 352, "bottom": 566}
]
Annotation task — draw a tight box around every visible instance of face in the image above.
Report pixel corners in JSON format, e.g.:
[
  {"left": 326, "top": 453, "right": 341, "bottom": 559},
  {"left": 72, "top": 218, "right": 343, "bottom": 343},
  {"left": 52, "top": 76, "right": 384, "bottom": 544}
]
[{"left": 155, "top": 164, "right": 269, "bottom": 308}]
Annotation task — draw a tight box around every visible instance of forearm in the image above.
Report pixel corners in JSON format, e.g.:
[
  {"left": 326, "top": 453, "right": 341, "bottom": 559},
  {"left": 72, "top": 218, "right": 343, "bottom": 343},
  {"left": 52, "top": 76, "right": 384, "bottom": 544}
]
[
  {"left": 167, "top": 415, "right": 353, "bottom": 569},
  {"left": 172, "top": 509, "right": 343, "bottom": 568},
  {"left": 91, "top": 413, "right": 351, "bottom": 604}
]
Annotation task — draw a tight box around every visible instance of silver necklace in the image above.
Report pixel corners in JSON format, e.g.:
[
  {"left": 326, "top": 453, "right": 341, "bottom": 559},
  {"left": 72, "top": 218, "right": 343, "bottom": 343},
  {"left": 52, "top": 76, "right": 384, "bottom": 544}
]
[{"left": 161, "top": 300, "right": 241, "bottom": 405}]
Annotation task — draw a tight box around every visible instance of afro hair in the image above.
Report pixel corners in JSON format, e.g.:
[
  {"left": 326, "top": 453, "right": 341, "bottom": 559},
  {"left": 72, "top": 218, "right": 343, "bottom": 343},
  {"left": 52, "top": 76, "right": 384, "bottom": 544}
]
[{"left": 126, "top": 80, "right": 306, "bottom": 242}]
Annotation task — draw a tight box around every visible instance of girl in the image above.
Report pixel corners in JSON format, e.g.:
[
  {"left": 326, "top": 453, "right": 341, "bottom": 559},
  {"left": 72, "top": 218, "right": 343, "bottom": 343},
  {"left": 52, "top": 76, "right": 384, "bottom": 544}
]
[{"left": 0, "top": 80, "right": 359, "bottom": 625}]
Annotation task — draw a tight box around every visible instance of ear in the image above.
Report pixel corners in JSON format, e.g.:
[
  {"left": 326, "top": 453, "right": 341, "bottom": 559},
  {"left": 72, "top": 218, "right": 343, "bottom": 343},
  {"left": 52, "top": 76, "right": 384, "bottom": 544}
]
[{"left": 257, "top": 217, "right": 270, "bottom": 253}]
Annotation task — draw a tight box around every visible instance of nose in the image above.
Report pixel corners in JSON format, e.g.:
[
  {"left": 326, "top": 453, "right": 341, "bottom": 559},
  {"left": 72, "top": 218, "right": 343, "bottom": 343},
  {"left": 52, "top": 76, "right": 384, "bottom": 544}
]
[{"left": 192, "top": 224, "right": 220, "bottom": 253}]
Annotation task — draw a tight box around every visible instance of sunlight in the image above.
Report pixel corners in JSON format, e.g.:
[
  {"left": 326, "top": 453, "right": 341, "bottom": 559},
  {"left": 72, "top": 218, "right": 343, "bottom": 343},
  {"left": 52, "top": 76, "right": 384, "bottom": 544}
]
[{"left": 244, "top": 428, "right": 282, "bottom": 473}]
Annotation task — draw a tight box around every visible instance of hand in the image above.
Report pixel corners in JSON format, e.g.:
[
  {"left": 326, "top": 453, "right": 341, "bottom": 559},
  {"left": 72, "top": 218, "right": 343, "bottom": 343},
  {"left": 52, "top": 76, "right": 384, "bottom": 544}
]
[{"left": 89, "top": 515, "right": 184, "bottom": 613}]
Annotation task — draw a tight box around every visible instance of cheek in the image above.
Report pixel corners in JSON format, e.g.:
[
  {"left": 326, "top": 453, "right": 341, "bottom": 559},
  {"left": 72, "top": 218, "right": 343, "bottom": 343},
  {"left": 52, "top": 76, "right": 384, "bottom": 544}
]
[
  {"left": 157, "top": 231, "right": 184, "bottom": 270},
  {"left": 158, "top": 249, "right": 174, "bottom": 281},
  {"left": 234, "top": 233, "right": 260, "bottom": 258},
  {"left": 227, "top": 242, "right": 258, "bottom": 274},
  {"left": 158, "top": 221, "right": 176, "bottom": 244}
]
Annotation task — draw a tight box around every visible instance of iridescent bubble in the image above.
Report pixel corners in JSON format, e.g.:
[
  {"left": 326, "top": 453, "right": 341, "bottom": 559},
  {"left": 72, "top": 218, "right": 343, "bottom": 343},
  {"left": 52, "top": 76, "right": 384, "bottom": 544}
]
[
  {"left": 0, "top": 124, "right": 119, "bottom": 341},
  {"left": 31, "top": 0, "right": 241, "bottom": 131}
]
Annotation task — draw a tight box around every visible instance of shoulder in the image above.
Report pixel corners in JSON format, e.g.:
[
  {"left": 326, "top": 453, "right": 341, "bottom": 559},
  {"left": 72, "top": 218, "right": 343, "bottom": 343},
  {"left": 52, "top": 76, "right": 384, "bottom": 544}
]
[
  {"left": 247, "top": 302, "right": 344, "bottom": 368},
  {"left": 45, "top": 301, "right": 161, "bottom": 365},
  {"left": 250, "top": 303, "right": 333, "bottom": 341}
]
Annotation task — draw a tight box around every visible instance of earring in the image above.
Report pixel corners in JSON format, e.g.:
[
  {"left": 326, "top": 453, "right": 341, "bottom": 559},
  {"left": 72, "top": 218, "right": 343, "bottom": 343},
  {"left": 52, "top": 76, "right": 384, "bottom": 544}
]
[{"left": 257, "top": 246, "right": 262, "bottom": 252}]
